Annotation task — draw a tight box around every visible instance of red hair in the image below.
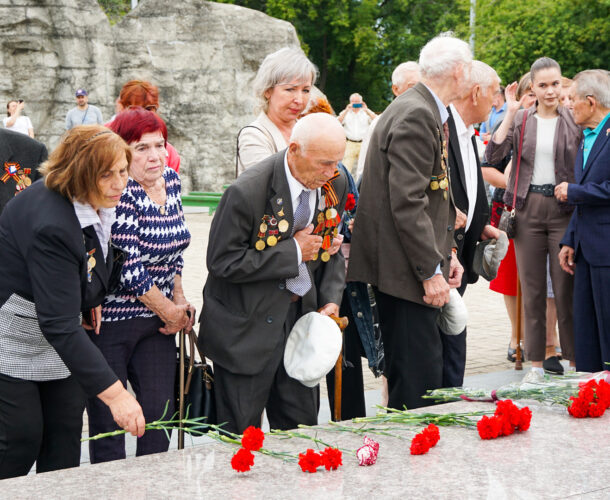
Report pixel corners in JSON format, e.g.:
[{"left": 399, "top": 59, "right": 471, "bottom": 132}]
[
  {"left": 108, "top": 107, "right": 167, "bottom": 145},
  {"left": 119, "top": 80, "right": 160, "bottom": 111}
]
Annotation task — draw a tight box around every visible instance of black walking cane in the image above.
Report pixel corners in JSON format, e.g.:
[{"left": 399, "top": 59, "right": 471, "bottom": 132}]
[{"left": 178, "top": 327, "right": 186, "bottom": 449}]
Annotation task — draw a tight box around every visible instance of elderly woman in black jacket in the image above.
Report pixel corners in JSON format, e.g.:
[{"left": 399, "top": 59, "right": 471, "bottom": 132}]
[{"left": 0, "top": 125, "right": 144, "bottom": 478}]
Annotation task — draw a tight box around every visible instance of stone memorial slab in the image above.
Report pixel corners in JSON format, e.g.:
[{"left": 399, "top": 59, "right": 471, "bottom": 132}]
[{"left": 1, "top": 401, "right": 609, "bottom": 498}]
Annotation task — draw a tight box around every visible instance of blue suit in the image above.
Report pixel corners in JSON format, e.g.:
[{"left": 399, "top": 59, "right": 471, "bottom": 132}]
[{"left": 561, "top": 126, "right": 610, "bottom": 371}]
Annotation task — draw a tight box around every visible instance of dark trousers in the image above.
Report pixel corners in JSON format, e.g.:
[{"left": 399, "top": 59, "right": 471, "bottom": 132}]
[
  {"left": 513, "top": 194, "right": 574, "bottom": 361},
  {"left": 0, "top": 373, "right": 85, "bottom": 479},
  {"left": 213, "top": 301, "right": 319, "bottom": 434},
  {"left": 86, "top": 316, "right": 176, "bottom": 463},
  {"left": 375, "top": 289, "right": 443, "bottom": 410},
  {"left": 441, "top": 281, "right": 468, "bottom": 387},
  {"left": 326, "top": 290, "right": 366, "bottom": 420},
  {"left": 573, "top": 254, "right": 610, "bottom": 372}
]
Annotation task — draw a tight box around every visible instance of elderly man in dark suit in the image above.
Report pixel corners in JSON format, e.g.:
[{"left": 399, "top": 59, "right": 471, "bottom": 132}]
[
  {"left": 556, "top": 69, "right": 610, "bottom": 372},
  {"left": 0, "top": 128, "right": 47, "bottom": 215},
  {"left": 348, "top": 34, "right": 472, "bottom": 411},
  {"left": 199, "top": 113, "right": 348, "bottom": 433},
  {"left": 442, "top": 61, "right": 502, "bottom": 387}
]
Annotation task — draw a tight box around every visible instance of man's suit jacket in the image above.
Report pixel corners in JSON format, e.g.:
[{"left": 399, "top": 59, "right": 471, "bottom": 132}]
[
  {"left": 0, "top": 180, "right": 117, "bottom": 396},
  {"left": 561, "top": 125, "right": 610, "bottom": 266},
  {"left": 199, "top": 150, "right": 348, "bottom": 375},
  {"left": 447, "top": 107, "right": 489, "bottom": 285},
  {"left": 347, "top": 83, "right": 456, "bottom": 306},
  {"left": 0, "top": 128, "right": 47, "bottom": 215}
]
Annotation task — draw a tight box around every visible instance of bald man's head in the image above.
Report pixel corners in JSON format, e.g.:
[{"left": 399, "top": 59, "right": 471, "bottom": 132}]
[{"left": 288, "top": 113, "right": 346, "bottom": 189}]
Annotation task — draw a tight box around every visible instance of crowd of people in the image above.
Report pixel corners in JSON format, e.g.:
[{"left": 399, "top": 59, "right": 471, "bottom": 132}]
[{"left": 1, "top": 32, "right": 609, "bottom": 479}]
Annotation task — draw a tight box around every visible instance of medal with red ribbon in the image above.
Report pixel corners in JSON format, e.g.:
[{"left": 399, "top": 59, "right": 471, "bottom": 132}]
[
  {"left": 2, "top": 162, "right": 32, "bottom": 195},
  {"left": 312, "top": 169, "right": 341, "bottom": 261}
]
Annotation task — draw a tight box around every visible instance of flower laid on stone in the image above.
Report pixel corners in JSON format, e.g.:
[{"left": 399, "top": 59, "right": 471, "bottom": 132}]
[
  {"left": 298, "top": 447, "right": 343, "bottom": 473},
  {"left": 567, "top": 379, "right": 610, "bottom": 418},
  {"left": 241, "top": 425, "right": 265, "bottom": 451},
  {"left": 410, "top": 424, "right": 441, "bottom": 455},
  {"left": 356, "top": 435, "right": 379, "bottom": 466},
  {"left": 231, "top": 447, "right": 255, "bottom": 472},
  {"left": 425, "top": 371, "right": 610, "bottom": 411},
  {"left": 476, "top": 400, "right": 532, "bottom": 440}
]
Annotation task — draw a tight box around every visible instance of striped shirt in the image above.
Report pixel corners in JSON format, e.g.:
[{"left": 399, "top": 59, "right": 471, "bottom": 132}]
[{"left": 102, "top": 167, "right": 191, "bottom": 321}]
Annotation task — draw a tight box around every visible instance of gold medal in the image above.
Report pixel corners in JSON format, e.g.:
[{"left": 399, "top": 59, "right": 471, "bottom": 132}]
[
  {"left": 333, "top": 228, "right": 338, "bottom": 237},
  {"left": 278, "top": 220, "right": 289, "bottom": 233},
  {"left": 317, "top": 213, "right": 325, "bottom": 224},
  {"left": 278, "top": 208, "right": 285, "bottom": 217},
  {"left": 430, "top": 180, "right": 439, "bottom": 190},
  {"left": 326, "top": 208, "right": 337, "bottom": 219},
  {"left": 23, "top": 177, "right": 31, "bottom": 187},
  {"left": 260, "top": 223, "right": 268, "bottom": 233},
  {"left": 267, "top": 235, "right": 277, "bottom": 247},
  {"left": 255, "top": 240, "right": 266, "bottom": 251},
  {"left": 439, "top": 178, "right": 448, "bottom": 190},
  {"left": 443, "top": 191, "right": 448, "bottom": 200},
  {"left": 312, "top": 252, "right": 318, "bottom": 261},
  {"left": 321, "top": 251, "right": 330, "bottom": 262},
  {"left": 88, "top": 255, "right": 96, "bottom": 270}
]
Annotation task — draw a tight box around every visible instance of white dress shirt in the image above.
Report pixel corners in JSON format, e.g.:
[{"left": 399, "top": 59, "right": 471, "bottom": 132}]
[
  {"left": 342, "top": 109, "right": 372, "bottom": 142},
  {"left": 72, "top": 200, "right": 116, "bottom": 259},
  {"left": 449, "top": 104, "right": 478, "bottom": 232}
]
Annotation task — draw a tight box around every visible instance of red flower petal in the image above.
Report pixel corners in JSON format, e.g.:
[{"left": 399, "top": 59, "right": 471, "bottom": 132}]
[
  {"left": 231, "top": 448, "right": 255, "bottom": 472},
  {"left": 298, "top": 449, "right": 322, "bottom": 473},
  {"left": 410, "top": 433, "right": 431, "bottom": 455},
  {"left": 241, "top": 426, "right": 265, "bottom": 451},
  {"left": 320, "top": 447, "right": 343, "bottom": 471}
]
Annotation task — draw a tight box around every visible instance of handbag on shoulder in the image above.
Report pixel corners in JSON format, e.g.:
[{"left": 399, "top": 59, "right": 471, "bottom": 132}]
[{"left": 498, "top": 109, "right": 528, "bottom": 239}]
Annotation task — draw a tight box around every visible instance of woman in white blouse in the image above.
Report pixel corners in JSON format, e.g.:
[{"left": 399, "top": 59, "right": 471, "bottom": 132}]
[
  {"left": 486, "top": 57, "right": 581, "bottom": 381},
  {"left": 236, "top": 47, "right": 317, "bottom": 176}
]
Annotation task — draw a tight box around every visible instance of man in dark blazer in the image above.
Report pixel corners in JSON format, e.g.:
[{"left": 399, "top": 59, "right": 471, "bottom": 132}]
[
  {"left": 557, "top": 69, "right": 610, "bottom": 372},
  {"left": 347, "top": 35, "right": 472, "bottom": 410},
  {"left": 199, "top": 113, "right": 348, "bottom": 433},
  {"left": 442, "top": 61, "right": 502, "bottom": 387},
  {"left": 0, "top": 128, "right": 47, "bottom": 215}
]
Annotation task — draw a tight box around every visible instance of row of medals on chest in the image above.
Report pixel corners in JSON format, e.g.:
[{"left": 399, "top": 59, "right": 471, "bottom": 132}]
[
  {"left": 430, "top": 135, "right": 450, "bottom": 200},
  {"left": 255, "top": 207, "right": 340, "bottom": 263}
]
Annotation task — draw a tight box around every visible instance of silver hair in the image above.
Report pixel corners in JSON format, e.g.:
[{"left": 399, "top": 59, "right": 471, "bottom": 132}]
[
  {"left": 392, "top": 61, "right": 421, "bottom": 87},
  {"left": 469, "top": 61, "right": 500, "bottom": 96},
  {"left": 252, "top": 47, "right": 318, "bottom": 113},
  {"left": 573, "top": 70, "right": 610, "bottom": 108},
  {"left": 418, "top": 32, "right": 472, "bottom": 80},
  {"left": 290, "top": 112, "right": 344, "bottom": 151}
]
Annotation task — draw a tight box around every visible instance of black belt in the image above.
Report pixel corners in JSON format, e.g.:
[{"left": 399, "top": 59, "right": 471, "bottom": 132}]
[{"left": 529, "top": 184, "right": 555, "bottom": 197}]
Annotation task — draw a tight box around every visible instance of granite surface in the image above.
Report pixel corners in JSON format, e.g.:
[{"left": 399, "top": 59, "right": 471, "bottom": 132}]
[{"left": 1, "top": 401, "right": 609, "bottom": 499}]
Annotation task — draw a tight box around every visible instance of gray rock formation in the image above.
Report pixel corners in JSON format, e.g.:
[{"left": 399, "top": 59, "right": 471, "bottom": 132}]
[{"left": 0, "top": 0, "right": 300, "bottom": 191}]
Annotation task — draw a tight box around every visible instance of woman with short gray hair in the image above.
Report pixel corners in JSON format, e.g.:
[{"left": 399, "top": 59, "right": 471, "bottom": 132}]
[{"left": 236, "top": 47, "right": 318, "bottom": 176}]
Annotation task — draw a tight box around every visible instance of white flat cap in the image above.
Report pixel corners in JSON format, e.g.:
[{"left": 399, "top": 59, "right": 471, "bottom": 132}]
[{"left": 284, "top": 312, "right": 342, "bottom": 388}]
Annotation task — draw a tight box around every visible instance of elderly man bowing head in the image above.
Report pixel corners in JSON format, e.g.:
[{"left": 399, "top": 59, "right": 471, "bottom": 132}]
[{"left": 199, "top": 113, "right": 349, "bottom": 433}]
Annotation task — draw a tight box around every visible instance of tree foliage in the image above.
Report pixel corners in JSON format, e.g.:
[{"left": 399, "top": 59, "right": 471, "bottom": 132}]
[
  {"left": 475, "top": 0, "right": 610, "bottom": 84},
  {"left": 215, "top": 0, "right": 469, "bottom": 112},
  {"left": 98, "top": 0, "right": 131, "bottom": 24}
]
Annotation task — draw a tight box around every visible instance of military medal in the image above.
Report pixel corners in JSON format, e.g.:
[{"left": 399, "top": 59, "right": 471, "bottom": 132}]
[
  {"left": 278, "top": 220, "right": 289, "bottom": 233},
  {"left": 278, "top": 208, "right": 285, "bottom": 217},
  {"left": 310, "top": 169, "right": 343, "bottom": 261},
  {"left": 260, "top": 222, "right": 268, "bottom": 233},
  {"left": 2, "top": 162, "right": 32, "bottom": 196},
  {"left": 86, "top": 248, "right": 96, "bottom": 283},
  {"left": 255, "top": 240, "right": 266, "bottom": 251},
  {"left": 321, "top": 252, "right": 330, "bottom": 262},
  {"left": 267, "top": 235, "right": 277, "bottom": 247}
]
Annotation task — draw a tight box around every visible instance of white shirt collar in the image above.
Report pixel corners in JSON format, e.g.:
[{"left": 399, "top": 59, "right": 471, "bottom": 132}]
[
  {"left": 283, "top": 151, "right": 319, "bottom": 220},
  {"left": 449, "top": 103, "right": 475, "bottom": 139},
  {"left": 423, "top": 84, "right": 449, "bottom": 124},
  {"left": 73, "top": 200, "right": 116, "bottom": 259}
]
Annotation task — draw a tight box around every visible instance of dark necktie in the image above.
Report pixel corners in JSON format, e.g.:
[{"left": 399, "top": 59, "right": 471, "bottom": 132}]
[{"left": 286, "top": 190, "right": 312, "bottom": 296}]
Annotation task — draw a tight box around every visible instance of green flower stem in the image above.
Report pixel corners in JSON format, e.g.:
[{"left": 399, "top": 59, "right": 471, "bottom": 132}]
[
  {"left": 351, "top": 406, "right": 490, "bottom": 428},
  {"left": 271, "top": 428, "right": 353, "bottom": 453},
  {"left": 206, "top": 431, "right": 298, "bottom": 463}
]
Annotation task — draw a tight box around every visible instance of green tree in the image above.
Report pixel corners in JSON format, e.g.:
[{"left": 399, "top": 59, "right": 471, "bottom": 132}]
[
  {"left": 475, "top": 0, "right": 610, "bottom": 84},
  {"left": 98, "top": 0, "right": 131, "bottom": 24},
  {"left": 214, "top": 0, "right": 469, "bottom": 112}
]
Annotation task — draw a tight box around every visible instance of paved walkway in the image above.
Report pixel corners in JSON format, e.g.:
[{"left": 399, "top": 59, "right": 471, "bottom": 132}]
[{"left": 179, "top": 211, "right": 523, "bottom": 397}]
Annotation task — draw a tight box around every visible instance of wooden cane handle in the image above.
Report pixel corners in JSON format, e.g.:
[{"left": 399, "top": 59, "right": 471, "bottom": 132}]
[{"left": 329, "top": 314, "right": 349, "bottom": 331}]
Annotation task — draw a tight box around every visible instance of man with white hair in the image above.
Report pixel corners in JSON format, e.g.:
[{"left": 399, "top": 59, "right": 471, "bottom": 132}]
[
  {"left": 338, "top": 93, "right": 377, "bottom": 173},
  {"left": 442, "top": 60, "right": 502, "bottom": 387},
  {"left": 199, "top": 113, "right": 349, "bottom": 433},
  {"left": 355, "top": 61, "right": 422, "bottom": 180},
  {"left": 348, "top": 34, "right": 471, "bottom": 410},
  {"left": 556, "top": 69, "right": 610, "bottom": 372}
]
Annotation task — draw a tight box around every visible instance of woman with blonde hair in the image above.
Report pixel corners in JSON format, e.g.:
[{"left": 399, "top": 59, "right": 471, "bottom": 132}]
[{"left": 0, "top": 125, "right": 145, "bottom": 478}]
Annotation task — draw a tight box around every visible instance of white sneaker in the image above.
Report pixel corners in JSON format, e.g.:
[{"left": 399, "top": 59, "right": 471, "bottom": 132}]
[{"left": 522, "top": 369, "right": 545, "bottom": 384}]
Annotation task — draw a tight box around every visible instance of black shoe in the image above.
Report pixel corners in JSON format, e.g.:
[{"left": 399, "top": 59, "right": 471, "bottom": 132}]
[
  {"left": 543, "top": 355, "right": 564, "bottom": 375},
  {"left": 507, "top": 344, "right": 526, "bottom": 362}
]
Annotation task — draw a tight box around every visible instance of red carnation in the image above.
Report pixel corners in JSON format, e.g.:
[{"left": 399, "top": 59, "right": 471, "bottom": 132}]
[
  {"left": 588, "top": 402, "right": 606, "bottom": 418},
  {"left": 410, "top": 433, "right": 431, "bottom": 455},
  {"left": 517, "top": 407, "right": 532, "bottom": 432},
  {"left": 320, "top": 447, "right": 343, "bottom": 471},
  {"left": 298, "top": 449, "right": 322, "bottom": 473},
  {"left": 495, "top": 400, "right": 521, "bottom": 427},
  {"left": 422, "top": 424, "right": 440, "bottom": 447},
  {"left": 241, "top": 426, "right": 265, "bottom": 451},
  {"left": 498, "top": 415, "right": 515, "bottom": 436},
  {"left": 477, "top": 415, "right": 502, "bottom": 439},
  {"left": 579, "top": 385, "right": 595, "bottom": 404},
  {"left": 363, "top": 436, "right": 380, "bottom": 454},
  {"left": 595, "top": 380, "right": 610, "bottom": 409},
  {"left": 345, "top": 193, "right": 356, "bottom": 211},
  {"left": 231, "top": 448, "right": 255, "bottom": 472},
  {"left": 567, "top": 397, "right": 588, "bottom": 418}
]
